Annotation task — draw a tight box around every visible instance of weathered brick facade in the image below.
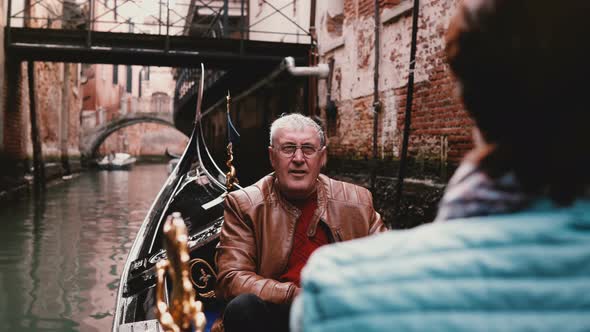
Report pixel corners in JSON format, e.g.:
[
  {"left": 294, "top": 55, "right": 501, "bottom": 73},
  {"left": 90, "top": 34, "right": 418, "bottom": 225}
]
[
  {"left": 1, "top": 1, "right": 83, "bottom": 165},
  {"left": 317, "top": 0, "right": 469, "bottom": 177},
  {"left": 1, "top": 1, "right": 185, "bottom": 169},
  {"left": 14, "top": 61, "right": 83, "bottom": 161},
  {"left": 83, "top": 64, "right": 187, "bottom": 159},
  {"left": 3, "top": 63, "right": 27, "bottom": 160}
]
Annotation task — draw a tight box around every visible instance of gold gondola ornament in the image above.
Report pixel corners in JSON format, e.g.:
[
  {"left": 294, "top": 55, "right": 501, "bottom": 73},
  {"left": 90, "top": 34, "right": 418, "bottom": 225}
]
[
  {"left": 225, "top": 91, "right": 239, "bottom": 191},
  {"left": 200, "top": 91, "right": 241, "bottom": 211},
  {"left": 156, "top": 212, "right": 207, "bottom": 332}
]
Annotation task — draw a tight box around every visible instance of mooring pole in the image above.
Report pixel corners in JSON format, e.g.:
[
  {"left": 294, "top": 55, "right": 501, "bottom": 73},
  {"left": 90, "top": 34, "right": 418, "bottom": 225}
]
[
  {"left": 223, "top": 0, "right": 229, "bottom": 37},
  {"left": 60, "top": 63, "right": 71, "bottom": 175},
  {"left": 6, "top": 0, "right": 12, "bottom": 45},
  {"left": 165, "top": 0, "right": 170, "bottom": 51},
  {"left": 370, "top": 0, "right": 381, "bottom": 191},
  {"left": 308, "top": 0, "right": 318, "bottom": 117},
  {"left": 28, "top": 61, "right": 46, "bottom": 193},
  {"left": 86, "top": 0, "right": 94, "bottom": 48},
  {"left": 6, "top": 0, "right": 11, "bottom": 28},
  {"left": 159, "top": 0, "right": 162, "bottom": 34},
  {"left": 394, "top": 0, "right": 420, "bottom": 221},
  {"left": 239, "top": 0, "right": 245, "bottom": 53}
]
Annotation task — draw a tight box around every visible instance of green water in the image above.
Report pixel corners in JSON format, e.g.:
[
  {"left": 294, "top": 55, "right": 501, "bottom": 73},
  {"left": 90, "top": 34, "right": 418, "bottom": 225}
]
[{"left": 0, "top": 164, "right": 169, "bottom": 332}]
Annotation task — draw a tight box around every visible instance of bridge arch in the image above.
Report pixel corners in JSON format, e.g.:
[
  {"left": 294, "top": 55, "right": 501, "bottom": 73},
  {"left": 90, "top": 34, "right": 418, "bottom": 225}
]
[{"left": 80, "top": 112, "right": 179, "bottom": 159}]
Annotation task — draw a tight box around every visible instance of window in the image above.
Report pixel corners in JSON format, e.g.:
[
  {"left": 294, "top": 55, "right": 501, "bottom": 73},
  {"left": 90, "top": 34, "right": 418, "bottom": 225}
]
[
  {"left": 319, "top": 0, "right": 345, "bottom": 54},
  {"left": 382, "top": 0, "right": 413, "bottom": 24},
  {"left": 326, "top": 1, "right": 344, "bottom": 38}
]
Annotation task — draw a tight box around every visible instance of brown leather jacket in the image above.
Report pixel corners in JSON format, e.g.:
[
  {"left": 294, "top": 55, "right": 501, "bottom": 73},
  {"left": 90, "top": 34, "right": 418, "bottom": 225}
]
[{"left": 215, "top": 173, "right": 387, "bottom": 305}]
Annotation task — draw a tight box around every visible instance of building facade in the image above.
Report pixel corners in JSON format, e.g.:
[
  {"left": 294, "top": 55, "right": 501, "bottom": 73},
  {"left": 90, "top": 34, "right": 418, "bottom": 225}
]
[
  {"left": 2, "top": 0, "right": 83, "bottom": 170},
  {"left": 316, "top": 0, "right": 469, "bottom": 179},
  {"left": 81, "top": 1, "right": 187, "bottom": 158}
]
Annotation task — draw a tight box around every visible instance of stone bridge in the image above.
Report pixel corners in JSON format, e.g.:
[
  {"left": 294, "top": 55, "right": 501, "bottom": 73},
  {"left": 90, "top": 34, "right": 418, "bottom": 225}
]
[{"left": 80, "top": 112, "right": 176, "bottom": 159}]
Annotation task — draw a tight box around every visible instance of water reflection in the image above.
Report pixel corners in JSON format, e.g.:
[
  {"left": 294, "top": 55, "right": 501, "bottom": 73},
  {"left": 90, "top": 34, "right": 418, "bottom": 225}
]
[{"left": 0, "top": 164, "right": 169, "bottom": 331}]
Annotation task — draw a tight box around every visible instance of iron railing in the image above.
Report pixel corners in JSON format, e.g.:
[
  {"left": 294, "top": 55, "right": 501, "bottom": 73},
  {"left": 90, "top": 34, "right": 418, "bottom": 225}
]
[
  {"left": 6, "top": 0, "right": 314, "bottom": 44},
  {"left": 6, "top": 0, "right": 314, "bottom": 126}
]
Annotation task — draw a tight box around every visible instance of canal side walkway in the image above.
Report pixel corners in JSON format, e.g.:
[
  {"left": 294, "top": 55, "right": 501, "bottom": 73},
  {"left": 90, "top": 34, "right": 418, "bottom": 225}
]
[
  {"left": 0, "top": 157, "right": 449, "bottom": 228},
  {"left": 0, "top": 160, "right": 83, "bottom": 201},
  {"left": 324, "top": 158, "right": 450, "bottom": 229},
  {"left": 0, "top": 156, "right": 172, "bottom": 201},
  {"left": 327, "top": 171, "right": 446, "bottom": 229}
]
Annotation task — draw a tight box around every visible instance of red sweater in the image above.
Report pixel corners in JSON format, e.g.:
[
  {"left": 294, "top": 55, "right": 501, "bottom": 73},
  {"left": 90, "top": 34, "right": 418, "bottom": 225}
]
[{"left": 279, "top": 193, "right": 330, "bottom": 287}]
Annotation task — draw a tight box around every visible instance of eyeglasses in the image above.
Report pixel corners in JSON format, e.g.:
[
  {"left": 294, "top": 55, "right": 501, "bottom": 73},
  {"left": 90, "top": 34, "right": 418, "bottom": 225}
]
[{"left": 274, "top": 144, "right": 322, "bottom": 158}]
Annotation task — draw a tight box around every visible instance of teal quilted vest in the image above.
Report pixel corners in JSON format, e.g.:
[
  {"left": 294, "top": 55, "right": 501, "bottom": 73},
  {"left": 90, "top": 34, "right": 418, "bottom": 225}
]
[{"left": 292, "top": 200, "right": 590, "bottom": 332}]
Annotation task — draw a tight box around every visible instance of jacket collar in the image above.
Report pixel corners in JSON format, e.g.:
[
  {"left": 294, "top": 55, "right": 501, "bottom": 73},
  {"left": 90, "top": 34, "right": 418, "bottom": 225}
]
[
  {"left": 269, "top": 173, "right": 328, "bottom": 221},
  {"left": 435, "top": 162, "right": 533, "bottom": 221}
]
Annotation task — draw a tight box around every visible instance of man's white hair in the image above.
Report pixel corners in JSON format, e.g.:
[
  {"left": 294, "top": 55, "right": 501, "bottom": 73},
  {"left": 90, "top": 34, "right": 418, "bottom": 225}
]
[{"left": 269, "top": 113, "right": 325, "bottom": 147}]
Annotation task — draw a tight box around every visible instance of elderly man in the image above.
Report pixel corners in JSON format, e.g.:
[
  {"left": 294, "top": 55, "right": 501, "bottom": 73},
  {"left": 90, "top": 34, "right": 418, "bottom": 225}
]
[{"left": 214, "top": 113, "right": 386, "bottom": 332}]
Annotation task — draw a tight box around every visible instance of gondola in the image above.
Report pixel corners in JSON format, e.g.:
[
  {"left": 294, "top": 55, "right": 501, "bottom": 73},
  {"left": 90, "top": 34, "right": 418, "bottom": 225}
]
[
  {"left": 165, "top": 149, "right": 181, "bottom": 174},
  {"left": 97, "top": 152, "right": 137, "bottom": 170},
  {"left": 113, "top": 64, "right": 237, "bottom": 332},
  {"left": 113, "top": 58, "right": 327, "bottom": 332}
]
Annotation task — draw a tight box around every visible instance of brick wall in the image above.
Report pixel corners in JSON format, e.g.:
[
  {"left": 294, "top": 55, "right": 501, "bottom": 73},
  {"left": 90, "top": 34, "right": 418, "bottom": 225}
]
[
  {"left": 67, "top": 63, "right": 82, "bottom": 157},
  {"left": 37, "top": 62, "right": 62, "bottom": 156},
  {"left": 2, "top": 2, "right": 82, "bottom": 163},
  {"left": 344, "top": 0, "right": 356, "bottom": 22},
  {"left": 394, "top": 74, "right": 472, "bottom": 163},
  {"left": 3, "top": 63, "right": 27, "bottom": 160},
  {"left": 317, "top": 0, "right": 468, "bottom": 178},
  {"left": 15, "top": 62, "right": 83, "bottom": 160},
  {"left": 1, "top": 3, "right": 177, "bottom": 166}
]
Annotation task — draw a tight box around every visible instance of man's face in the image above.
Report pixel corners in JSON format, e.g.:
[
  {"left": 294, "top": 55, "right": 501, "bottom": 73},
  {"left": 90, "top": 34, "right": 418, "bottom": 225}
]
[{"left": 269, "top": 126, "right": 326, "bottom": 200}]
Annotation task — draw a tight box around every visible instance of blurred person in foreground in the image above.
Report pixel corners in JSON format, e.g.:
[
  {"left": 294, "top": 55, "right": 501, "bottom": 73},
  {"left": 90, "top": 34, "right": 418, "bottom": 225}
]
[
  {"left": 214, "top": 113, "right": 386, "bottom": 332},
  {"left": 291, "top": 0, "right": 590, "bottom": 331}
]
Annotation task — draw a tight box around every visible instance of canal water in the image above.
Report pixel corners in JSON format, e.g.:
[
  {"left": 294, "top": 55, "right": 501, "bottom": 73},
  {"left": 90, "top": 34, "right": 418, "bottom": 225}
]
[{"left": 0, "top": 164, "right": 170, "bottom": 332}]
